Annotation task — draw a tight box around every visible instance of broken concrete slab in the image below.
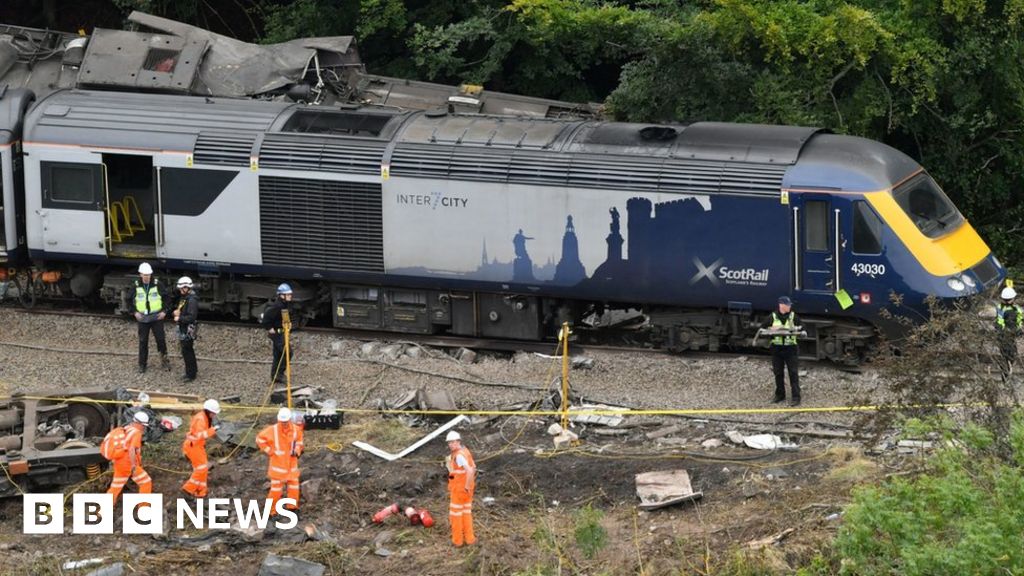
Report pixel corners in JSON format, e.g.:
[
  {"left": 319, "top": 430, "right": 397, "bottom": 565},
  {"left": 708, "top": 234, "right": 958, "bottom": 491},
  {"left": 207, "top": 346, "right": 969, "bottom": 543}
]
[
  {"left": 454, "top": 347, "right": 477, "bottom": 364},
  {"left": 257, "top": 554, "right": 326, "bottom": 576},
  {"left": 635, "top": 470, "right": 703, "bottom": 510},
  {"left": 380, "top": 343, "right": 406, "bottom": 361},
  {"left": 359, "top": 342, "right": 381, "bottom": 358},
  {"left": 416, "top": 388, "right": 457, "bottom": 414},
  {"left": 553, "top": 429, "right": 578, "bottom": 449},
  {"left": 725, "top": 430, "right": 745, "bottom": 445}
]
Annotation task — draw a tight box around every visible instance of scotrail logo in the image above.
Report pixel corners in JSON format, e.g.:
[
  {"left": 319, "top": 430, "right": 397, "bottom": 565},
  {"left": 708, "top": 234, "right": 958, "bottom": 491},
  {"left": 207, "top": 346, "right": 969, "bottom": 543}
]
[
  {"left": 22, "top": 494, "right": 298, "bottom": 534},
  {"left": 690, "top": 257, "right": 770, "bottom": 287}
]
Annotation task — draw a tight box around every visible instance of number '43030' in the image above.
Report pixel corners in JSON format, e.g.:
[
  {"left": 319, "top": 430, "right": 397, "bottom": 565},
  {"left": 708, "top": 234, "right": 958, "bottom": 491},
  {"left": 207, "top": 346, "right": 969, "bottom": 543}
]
[{"left": 850, "top": 263, "right": 886, "bottom": 277}]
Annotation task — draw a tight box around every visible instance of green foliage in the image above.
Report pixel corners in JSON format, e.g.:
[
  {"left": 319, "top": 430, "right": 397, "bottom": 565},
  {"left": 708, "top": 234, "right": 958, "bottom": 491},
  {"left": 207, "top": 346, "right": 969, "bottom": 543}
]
[
  {"left": 835, "top": 412, "right": 1024, "bottom": 575},
  {"left": 572, "top": 504, "right": 607, "bottom": 559}
]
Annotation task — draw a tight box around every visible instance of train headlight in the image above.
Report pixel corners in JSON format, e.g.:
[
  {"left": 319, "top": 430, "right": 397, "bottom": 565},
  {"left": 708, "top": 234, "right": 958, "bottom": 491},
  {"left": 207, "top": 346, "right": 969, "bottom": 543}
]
[
  {"left": 961, "top": 275, "right": 976, "bottom": 289},
  {"left": 946, "top": 277, "right": 966, "bottom": 292}
]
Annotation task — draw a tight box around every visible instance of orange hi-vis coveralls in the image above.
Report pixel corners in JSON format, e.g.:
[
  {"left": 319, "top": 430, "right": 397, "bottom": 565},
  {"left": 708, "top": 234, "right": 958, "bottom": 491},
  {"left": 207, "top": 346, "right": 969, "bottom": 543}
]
[
  {"left": 256, "top": 421, "right": 304, "bottom": 510},
  {"left": 107, "top": 423, "right": 152, "bottom": 500},
  {"left": 447, "top": 446, "right": 476, "bottom": 546},
  {"left": 182, "top": 410, "right": 215, "bottom": 497}
]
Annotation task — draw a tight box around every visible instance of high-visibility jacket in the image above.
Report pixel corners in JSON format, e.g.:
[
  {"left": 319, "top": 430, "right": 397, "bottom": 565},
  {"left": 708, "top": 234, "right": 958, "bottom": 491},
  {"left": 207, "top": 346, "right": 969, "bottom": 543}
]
[
  {"left": 184, "top": 411, "right": 215, "bottom": 448},
  {"left": 134, "top": 280, "right": 163, "bottom": 315},
  {"left": 255, "top": 422, "right": 303, "bottom": 479},
  {"left": 446, "top": 447, "right": 475, "bottom": 492},
  {"left": 771, "top": 312, "right": 798, "bottom": 346},
  {"left": 996, "top": 303, "right": 1023, "bottom": 332},
  {"left": 123, "top": 423, "right": 144, "bottom": 464}
]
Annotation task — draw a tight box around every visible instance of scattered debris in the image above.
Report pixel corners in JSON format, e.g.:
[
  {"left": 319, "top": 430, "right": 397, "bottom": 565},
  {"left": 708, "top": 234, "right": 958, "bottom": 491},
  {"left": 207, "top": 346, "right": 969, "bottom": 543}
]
[
  {"left": 571, "top": 356, "right": 595, "bottom": 370},
  {"left": 482, "top": 496, "right": 496, "bottom": 505},
  {"left": 725, "top": 430, "right": 745, "bottom": 445},
  {"left": 570, "top": 403, "right": 626, "bottom": 427},
  {"left": 85, "top": 563, "right": 125, "bottom": 576},
  {"left": 257, "top": 554, "right": 326, "bottom": 576},
  {"left": 655, "top": 437, "right": 689, "bottom": 447},
  {"left": 359, "top": 342, "right": 381, "bottom": 358},
  {"left": 635, "top": 470, "right": 703, "bottom": 510},
  {"left": 745, "top": 527, "right": 796, "bottom": 549},
  {"left": 701, "top": 438, "right": 723, "bottom": 449},
  {"left": 416, "top": 389, "right": 457, "bottom": 416},
  {"left": 742, "top": 434, "right": 797, "bottom": 451},
  {"left": 897, "top": 440, "right": 933, "bottom": 450},
  {"left": 454, "top": 347, "right": 477, "bottom": 364},
  {"left": 547, "top": 423, "right": 563, "bottom": 436},
  {"left": 353, "top": 415, "right": 469, "bottom": 461},
  {"left": 63, "top": 558, "right": 105, "bottom": 571},
  {"left": 553, "top": 429, "right": 579, "bottom": 449},
  {"left": 646, "top": 424, "right": 684, "bottom": 440},
  {"left": 591, "top": 428, "right": 631, "bottom": 437},
  {"left": 379, "top": 343, "right": 406, "bottom": 361}
]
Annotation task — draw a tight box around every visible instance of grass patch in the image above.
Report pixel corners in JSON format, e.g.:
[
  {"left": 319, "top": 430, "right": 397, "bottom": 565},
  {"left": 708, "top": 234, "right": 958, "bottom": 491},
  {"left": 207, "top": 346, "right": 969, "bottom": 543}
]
[
  {"left": 825, "top": 446, "right": 879, "bottom": 483},
  {"left": 573, "top": 504, "right": 608, "bottom": 559}
]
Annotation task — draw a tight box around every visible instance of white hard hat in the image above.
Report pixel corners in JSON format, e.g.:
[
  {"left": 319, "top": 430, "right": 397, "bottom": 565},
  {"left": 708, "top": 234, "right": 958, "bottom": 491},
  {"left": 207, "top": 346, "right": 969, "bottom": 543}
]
[
  {"left": 445, "top": 431, "right": 461, "bottom": 442},
  {"left": 138, "top": 263, "right": 153, "bottom": 275},
  {"left": 203, "top": 399, "right": 221, "bottom": 414},
  {"left": 176, "top": 276, "right": 193, "bottom": 288},
  {"left": 134, "top": 411, "right": 150, "bottom": 424},
  {"left": 277, "top": 407, "right": 292, "bottom": 422},
  {"left": 137, "top": 392, "right": 150, "bottom": 404},
  {"left": 1002, "top": 287, "right": 1017, "bottom": 300}
]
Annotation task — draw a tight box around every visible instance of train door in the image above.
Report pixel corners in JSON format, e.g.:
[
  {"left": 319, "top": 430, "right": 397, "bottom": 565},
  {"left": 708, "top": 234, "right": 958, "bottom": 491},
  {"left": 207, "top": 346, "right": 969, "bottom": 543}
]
[
  {"left": 39, "top": 161, "right": 106, "bottom": 256},
  {"left": 101, "top": 153, "right": 156, "bottom": 258},
  {"left": 0, "top": 147, "right": 8, "bottom": 258},
  {"left": 794, "top": 195, "right": 838, "bottom": 293}
]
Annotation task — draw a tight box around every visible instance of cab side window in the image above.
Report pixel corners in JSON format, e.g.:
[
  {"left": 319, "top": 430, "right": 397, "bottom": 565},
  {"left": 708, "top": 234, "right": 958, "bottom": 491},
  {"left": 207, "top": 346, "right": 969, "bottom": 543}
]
[{"left": 853, "top": 201, "right": 882, "bottom": 254}]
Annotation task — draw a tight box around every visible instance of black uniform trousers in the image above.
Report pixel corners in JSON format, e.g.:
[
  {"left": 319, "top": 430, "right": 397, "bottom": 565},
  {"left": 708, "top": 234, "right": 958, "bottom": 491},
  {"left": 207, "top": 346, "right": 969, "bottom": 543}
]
[
  {"left": 269, "top": 332, "right": 293, "bottom": 383},
  {"left": 998, "top": 333, "right": 1019, "bottom": 380},
  {"left": 137, "top": 320, "right": 167, "bottom": 369},
  {"left": 180, "top": 327, "right": 198, "bottom": 380},
  {"left": 771, "top": 344, "right": 800, "bottom": 400}
]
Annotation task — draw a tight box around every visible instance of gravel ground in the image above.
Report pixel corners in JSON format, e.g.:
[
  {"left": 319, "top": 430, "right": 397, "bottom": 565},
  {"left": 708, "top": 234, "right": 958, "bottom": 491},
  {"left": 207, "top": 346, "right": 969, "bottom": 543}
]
[{"left": 0, "top": 308, "right": 889, "bottom": 427}]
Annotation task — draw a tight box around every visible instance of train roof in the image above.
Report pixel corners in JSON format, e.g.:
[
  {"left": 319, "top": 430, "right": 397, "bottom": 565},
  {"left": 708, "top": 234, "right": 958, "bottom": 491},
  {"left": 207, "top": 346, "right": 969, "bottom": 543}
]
[{"left": 22, "top": 88, "right": 922, "bottom": 196}]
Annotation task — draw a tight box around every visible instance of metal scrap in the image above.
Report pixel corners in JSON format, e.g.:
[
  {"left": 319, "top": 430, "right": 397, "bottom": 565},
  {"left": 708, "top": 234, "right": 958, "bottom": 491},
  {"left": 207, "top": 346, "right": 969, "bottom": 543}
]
[{"left": 352, "top": 415, "right": 468, "bottom": 461}]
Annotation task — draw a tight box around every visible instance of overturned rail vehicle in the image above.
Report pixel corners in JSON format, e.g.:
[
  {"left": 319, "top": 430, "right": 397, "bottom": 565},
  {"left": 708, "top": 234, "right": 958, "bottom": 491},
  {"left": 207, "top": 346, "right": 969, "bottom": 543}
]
[{"left": 0, "top": 87, "right": 1006, "bottom": 362}]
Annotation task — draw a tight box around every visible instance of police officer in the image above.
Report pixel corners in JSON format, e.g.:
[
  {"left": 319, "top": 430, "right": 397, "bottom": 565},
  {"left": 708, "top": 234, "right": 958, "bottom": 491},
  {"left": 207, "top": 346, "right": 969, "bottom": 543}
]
[
  {"left": 996, "top": 287, "right": 1023, "bottom": 379},
  {"left": 134, "top": 263, "right": 170, "bottom": 374},
  {"left": 173, "top": 276, "right": 199, "bottom": 382},
  {"left": 260, "top": 283, "right": 294, "bottom": 384},
  {"left": 765, "top": 296, "right": 801, "bottom": 406}
]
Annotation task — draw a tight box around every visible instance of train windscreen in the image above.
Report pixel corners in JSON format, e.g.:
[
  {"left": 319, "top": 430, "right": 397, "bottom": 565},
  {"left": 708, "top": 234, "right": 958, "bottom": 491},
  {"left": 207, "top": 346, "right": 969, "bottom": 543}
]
[{"left": 892, "top": 174, "right": 963, "bottom": 238}]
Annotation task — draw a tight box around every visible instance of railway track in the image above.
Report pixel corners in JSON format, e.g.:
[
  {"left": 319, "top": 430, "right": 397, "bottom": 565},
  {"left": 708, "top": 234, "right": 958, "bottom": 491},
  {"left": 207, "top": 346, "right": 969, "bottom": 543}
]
[{"left": 1, "top": 302, "right": 858, "bottom": 371}]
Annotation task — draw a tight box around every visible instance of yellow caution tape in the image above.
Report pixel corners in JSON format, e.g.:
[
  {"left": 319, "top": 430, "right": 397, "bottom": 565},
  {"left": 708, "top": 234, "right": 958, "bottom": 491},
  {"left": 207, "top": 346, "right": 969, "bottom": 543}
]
[{"left": 1, "top": 395, "right": 971, "bottom": 417}]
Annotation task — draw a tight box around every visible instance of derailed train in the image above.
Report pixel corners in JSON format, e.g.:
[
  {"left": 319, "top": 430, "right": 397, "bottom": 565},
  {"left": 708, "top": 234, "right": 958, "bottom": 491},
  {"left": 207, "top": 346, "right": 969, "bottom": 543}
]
[{"left": 0, "top": 84, "right": 1005, "bottom": 362}]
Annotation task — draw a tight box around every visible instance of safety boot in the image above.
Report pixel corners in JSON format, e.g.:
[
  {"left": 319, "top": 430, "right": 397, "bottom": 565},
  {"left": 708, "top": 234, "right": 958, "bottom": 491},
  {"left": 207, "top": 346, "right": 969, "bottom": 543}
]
[
  {"left": 160, "top": 354, "right": 171, "bottom": 371},
  {"left": 137, "top": 365, "right": 147, "bottom": 374}
]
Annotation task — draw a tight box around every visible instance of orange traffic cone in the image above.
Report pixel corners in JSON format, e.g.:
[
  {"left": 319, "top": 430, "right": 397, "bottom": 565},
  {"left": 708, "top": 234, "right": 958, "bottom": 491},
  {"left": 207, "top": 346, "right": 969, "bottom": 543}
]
[{"left": 373, "top": 503, "right": 399, "bottom": 523}]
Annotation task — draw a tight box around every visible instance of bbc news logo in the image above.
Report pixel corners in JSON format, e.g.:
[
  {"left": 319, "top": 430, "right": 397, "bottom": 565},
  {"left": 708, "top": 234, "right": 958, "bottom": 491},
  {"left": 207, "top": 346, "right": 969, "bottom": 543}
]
[{"left": 23, "top": 494, "right": 299, "bottom": 534}]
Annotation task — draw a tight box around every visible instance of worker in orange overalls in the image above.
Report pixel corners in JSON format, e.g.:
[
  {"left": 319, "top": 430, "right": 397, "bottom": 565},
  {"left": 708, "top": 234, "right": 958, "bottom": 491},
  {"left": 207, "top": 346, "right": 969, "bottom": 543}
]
[
  {"left": 107, "top": 411, "right": 153, "bottom": 500},
  {"left": 445, "top": 430, "right": 476, "bottom": 547},
  {"left": 181, "top": 399, "right": 221, "bottom": 498},
  {"left": 256, "top": 407, "right": 304, "bottom": 511}
]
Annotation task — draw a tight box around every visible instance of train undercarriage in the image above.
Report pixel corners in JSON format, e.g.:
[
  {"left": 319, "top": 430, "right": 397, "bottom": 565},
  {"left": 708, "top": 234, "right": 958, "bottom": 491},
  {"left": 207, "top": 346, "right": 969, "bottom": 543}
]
[{"left": 0, "top": 263, "right": 875, "bottom": 364}]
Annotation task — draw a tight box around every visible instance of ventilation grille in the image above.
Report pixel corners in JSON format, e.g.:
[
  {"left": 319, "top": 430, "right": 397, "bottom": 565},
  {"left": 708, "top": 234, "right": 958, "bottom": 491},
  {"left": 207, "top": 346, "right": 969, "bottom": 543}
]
[
  {"left": 260, "top": 176, "right": 383, "bottom": 273},
  {"left": 259, "top": 134, "right": 385, "bottom": 175},
  {"left": 390, "top": 144, "right": 787, "bottom": 196},
  {"left": 193, "top": 132, "right": 255, "bottom": 166}
]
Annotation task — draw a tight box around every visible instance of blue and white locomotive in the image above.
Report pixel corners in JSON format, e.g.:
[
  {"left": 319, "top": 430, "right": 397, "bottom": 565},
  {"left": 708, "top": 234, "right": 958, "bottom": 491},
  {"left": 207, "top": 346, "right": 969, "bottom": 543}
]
[{"left": 0, "top": 85, "right": 1005, "bottom": 362}]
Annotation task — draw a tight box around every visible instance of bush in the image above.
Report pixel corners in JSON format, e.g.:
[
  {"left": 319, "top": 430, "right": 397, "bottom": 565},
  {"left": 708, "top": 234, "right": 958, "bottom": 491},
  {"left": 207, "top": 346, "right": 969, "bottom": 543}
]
[
  {"left": 835, "top": 414, "right": 1024, "bottom": 575},
  {"left": 573, "top": 504, "right": 608, "bottom": 559}
]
